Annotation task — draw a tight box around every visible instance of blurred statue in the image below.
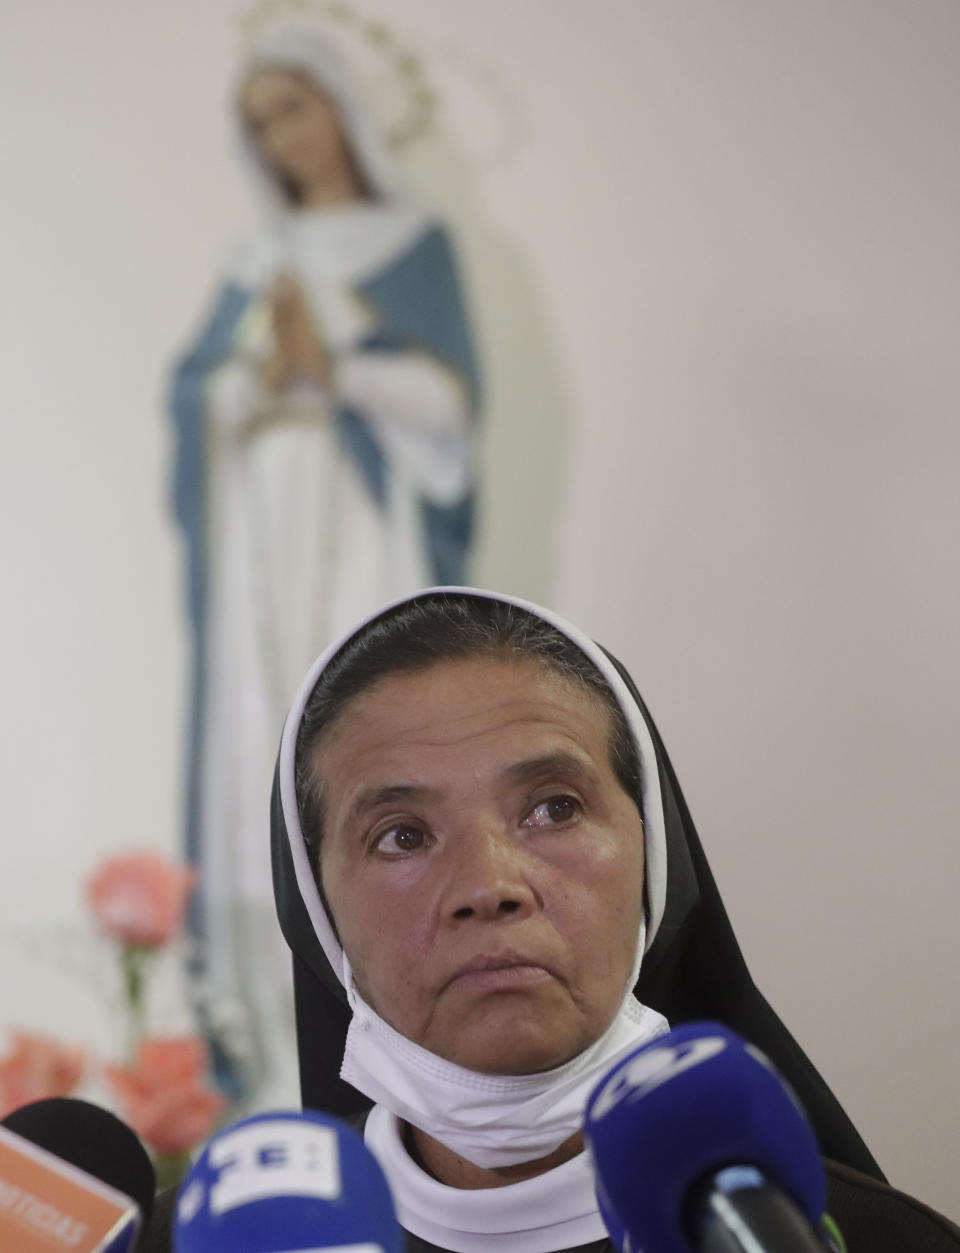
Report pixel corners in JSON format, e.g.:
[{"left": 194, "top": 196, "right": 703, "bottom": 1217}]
[{"left": 169, "top": 26, "right": 481, "bottom": 1106}]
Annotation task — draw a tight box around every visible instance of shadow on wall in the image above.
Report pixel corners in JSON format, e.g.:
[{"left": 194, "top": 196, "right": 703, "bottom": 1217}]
[{"left": 406, "top": 131, "right": 573, "bottom": 607}]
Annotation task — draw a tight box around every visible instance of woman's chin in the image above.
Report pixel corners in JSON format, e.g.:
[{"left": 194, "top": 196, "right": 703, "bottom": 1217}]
[{"left": 433, "top": 1015, "right": 591, "bottom": 1077}]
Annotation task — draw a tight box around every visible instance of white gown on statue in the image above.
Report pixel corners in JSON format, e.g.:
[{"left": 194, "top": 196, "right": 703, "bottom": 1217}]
[{"left": 196, "top": 204, "right": 472, "bottom": 1109}]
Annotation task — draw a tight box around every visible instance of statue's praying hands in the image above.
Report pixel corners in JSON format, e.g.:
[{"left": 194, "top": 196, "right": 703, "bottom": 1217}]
[{"left": 262, "top": 271, "right": 332, "bottom": 392}]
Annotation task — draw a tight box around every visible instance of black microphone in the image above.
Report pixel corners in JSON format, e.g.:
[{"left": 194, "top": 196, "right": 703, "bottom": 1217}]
[
  {"left": 2, "top": 1097, "right": 155, "bottom": 1252},
  {"left": 583, "top": 1022, "right": 841, "bottom": 1253}
]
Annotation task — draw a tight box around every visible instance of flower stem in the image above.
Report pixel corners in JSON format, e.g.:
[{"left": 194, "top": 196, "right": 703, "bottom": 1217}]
[
  {"left": 121, "top": 945, "right": 151, "bottom": 1062},
  {"left": 153, "top": 1149, "right": 192, "bottom": 1193}
]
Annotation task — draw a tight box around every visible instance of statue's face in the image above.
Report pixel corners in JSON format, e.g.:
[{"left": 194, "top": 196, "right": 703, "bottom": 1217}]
[
  {"left": 242, "top": 68, "right": 355, "bottom": 199},
  {"left": 315, "top": 655, "right": 646, "bottom": 1076}
]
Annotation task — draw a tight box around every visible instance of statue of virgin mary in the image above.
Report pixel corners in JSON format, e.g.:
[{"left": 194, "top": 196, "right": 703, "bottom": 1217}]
[{"left": 169, "top": 26, "right": 481, "bottom": 1105}]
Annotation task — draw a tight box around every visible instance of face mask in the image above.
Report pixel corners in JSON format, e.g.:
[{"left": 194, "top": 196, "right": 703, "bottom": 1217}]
[{"left": 338, "top": 919, "right": 668, "bottom": 1169}]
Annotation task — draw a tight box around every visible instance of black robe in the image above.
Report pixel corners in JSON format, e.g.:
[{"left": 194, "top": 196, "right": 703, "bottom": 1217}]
[{"left": 140, "top": 1157, "right": 960, "bottom": 1252}]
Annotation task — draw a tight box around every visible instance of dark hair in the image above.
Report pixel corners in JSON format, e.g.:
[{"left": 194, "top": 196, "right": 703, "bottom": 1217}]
[{"left": 294, "top": 593, "right": 643, "bottom": 870}]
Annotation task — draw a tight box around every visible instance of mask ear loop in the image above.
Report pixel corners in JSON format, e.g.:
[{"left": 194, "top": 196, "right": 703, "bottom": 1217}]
[
  {"left": 619, "top": 912, "right": 649, "bottom": 1028},
  {"left": 339, "top": 950, "right": 377, "bottom": 1076},
  {"left": 341, "top": 951, "right": 361, "bottom": 1012},
  {"left": 623, "top": 811, "right": 648, "bottom": 1012}
]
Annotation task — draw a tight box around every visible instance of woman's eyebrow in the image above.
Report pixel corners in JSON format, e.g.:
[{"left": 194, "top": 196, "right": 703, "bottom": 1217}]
[
  {"left": 500, "top": 751, "right": 593, "bottom": 789},
  {"left": 346, "top": 783, "right": 434, "bottom": 827}
]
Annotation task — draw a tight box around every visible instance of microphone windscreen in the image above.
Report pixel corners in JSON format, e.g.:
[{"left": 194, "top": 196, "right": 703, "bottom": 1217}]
[
  {"left": 2, "top": 1096, "right": 155, "bottom": 1221},
  {"left": 584, "top": 1021, "right": 827, "bottom": 1253},
  {"left": 174, "top": 1108, "right": 402, "bottom": 1252}
]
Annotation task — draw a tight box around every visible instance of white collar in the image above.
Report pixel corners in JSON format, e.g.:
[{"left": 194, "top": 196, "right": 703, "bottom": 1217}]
[
  {"left": 365, "top": 1105, "right": 610, "bottom": 1253},
  {"left": 229, "top": 202, "right": 430, "bottom": 290}
]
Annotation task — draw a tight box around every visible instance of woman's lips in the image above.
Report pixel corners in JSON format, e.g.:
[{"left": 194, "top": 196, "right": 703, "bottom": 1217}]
[{"left": 445, "top": 955, "right": 554, "bottom": 993}]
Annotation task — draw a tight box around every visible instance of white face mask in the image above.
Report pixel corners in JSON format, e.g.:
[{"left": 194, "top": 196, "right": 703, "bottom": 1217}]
[{"left": 337, "top": 919, "right": 669, "bottom": 1169}]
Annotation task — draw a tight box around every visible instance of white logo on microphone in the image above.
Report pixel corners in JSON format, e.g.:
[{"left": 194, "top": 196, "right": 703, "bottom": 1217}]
[
  {"left": 207, "top": 1120, "right": 342, "bottom": 1214},
  {"left": 589, "top": 1036, "right": 727, "bottom": 1122}
]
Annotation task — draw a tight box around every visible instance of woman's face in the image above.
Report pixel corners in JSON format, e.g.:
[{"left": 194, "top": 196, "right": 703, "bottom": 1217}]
[
  {"left": 314, "top": 655, "right": 646, "bottom": 1076},
  {"left": 241, "top": 68, "right": 358, "bottom": 201}
]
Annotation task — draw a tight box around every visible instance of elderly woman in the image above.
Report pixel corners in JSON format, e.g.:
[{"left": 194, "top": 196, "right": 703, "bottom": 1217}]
[
  {"left": 144, "top": 589, "right": 960, "bottom": 1251},
  {"left": 169, "top": 31, "right": 480, "bottom": 1103}
]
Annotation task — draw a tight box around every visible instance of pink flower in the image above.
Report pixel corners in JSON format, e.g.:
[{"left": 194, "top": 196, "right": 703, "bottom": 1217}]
[
  {"left": 104, "top": 1036, "right": 226, "bottom": 1156},
  {"left": 0, "top": 1031, "right": 85, "bottom": 1119},
  {"left": 87, "top": 852, "right": 195, "bottom": 948}
]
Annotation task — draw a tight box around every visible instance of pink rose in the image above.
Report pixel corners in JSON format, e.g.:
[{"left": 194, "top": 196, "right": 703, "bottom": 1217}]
[
  {"left": 104, "top": 1036, "right": 226, "bottom": 1156},
  {"left": 0, "top": 1031, "right": 85, "bottom": 1118},
  {"left": 87, "top": 852, "right": 195, "bottom": 948}
]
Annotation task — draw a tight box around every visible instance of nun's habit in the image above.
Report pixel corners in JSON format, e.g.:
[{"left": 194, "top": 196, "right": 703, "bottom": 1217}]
[
  {"left": 169, "top": 31, "right": 480, "bottom": 1103},
  {"left": 265, "top": 588, "right": 958, "bottom": 1253},
  {"left": 139, "top": 589, "right": 960, "bottom": 1252}
]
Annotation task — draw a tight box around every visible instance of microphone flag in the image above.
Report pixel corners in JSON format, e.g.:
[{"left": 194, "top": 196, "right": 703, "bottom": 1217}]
[{"left": 0, "top": 1124, "right": 141, "bottom": 1253}]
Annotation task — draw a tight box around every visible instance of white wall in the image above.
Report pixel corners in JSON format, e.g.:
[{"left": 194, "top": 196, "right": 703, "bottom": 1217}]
[{"left": 1, "top": 0, "right": 957, "bottom": 1217}]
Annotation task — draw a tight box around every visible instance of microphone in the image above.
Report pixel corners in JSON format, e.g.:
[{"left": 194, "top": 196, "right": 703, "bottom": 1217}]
[
  {"left": 584, "top": 1022, "right": 839, "bottom": 1253},
  {"left": 1, "top": 1096, "right": 155, "bottom": 1253},
  {"left": 173, "top": 1108, "right": 403, "bottom": 1252}
]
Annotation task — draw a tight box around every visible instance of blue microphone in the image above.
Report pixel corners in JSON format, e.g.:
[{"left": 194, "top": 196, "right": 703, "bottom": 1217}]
[
  {"left": 584, "top": 1022, "right": 838, "bottom": 1253},
  {"left": 173, "top": 1108, "right": 403, "bottom": 1252}
]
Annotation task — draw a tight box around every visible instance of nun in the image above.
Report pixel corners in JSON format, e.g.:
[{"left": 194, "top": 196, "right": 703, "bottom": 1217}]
[
  {"left": 143, "top": 589, "right": 960, "bottom": 1251},
  {"left": 169, "top": 31, "right": 480, "bottom": 1104}
]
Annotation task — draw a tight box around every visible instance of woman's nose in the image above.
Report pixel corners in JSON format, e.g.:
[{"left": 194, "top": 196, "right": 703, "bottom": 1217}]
[{"left": 444, "top": 822, "right": 540, "bottom": 922}]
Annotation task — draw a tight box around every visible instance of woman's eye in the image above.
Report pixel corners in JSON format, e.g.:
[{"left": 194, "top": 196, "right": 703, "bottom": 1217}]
[
  {"left": 523, "top": 796, "right": 579, "bottom": 828},
  {"left": 373, "top": 826, "right": 427, "bottom": 855}
]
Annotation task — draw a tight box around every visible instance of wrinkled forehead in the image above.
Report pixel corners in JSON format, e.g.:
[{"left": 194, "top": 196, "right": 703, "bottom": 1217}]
[{"left": 316, "top": 651, "right": 616, "bottom": 763}]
